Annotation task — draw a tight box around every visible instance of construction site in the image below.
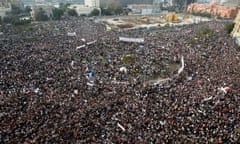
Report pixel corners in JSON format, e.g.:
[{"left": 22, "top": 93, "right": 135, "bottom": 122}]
[{"left": 98, "top": 13, "right": 211, "bottom": 31}]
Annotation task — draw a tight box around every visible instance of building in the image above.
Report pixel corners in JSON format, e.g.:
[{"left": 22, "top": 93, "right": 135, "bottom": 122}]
[
  {"left": 153, "top": 0, "right": 163, "bottom": 4},
  {"left": 196, "top": 0, "right": 240, "bottom": 5},
  {"left": 128, "top": 4, "right": 160, "bottom": 15},
  {"left": 84, "top": 0, "right": 100, "bottom": 7},
  {"left": 0, "top": 0, "right": 11, "bottom": 17},
  {"left": 152, "top": 0, "right": 174, "bottom": 7},
  {"left": 68, "top": 4, "right": 97, "bottom": 15},
  {"left": 0, "top": 0, "right": 24, "bottom": 18},
  {"left": 220, "top": 0, "right": 239, "bottom": 6},
  {"left": 30, "top": 4, "right": 54, "bottom": 19},
  {"left": 232, "top": 11, "right": 240, "bottom": 45},
  {"left": 119, "top": 0, "right": 154, "bottom": 7},
  {"left": 210, "top": 0, "right": 240, "bottom": 5},
  {"left": 0, "top": 7, "right": 11, "bottom": 18},
  {"left": 187, "top": 3, "right": 239, "bottom": 18},
  {"left": 67, "top": 0, "right": 100, "bottom": 16},
  {"left": 22, "top": 0, "right": 35, "bottom": 6},
  {"left": 22, "top": 0, "right": 85, "bottom": 6},
  {"left": 196, "top": 0, "right": 211, "bottom": 3},
  {"left": 0, "top": 0, "right": 24, "bottom": 8}
]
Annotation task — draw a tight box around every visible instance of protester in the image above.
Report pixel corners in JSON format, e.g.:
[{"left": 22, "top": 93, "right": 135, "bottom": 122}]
[{"left": 0, "top": 17, "right": 239, "bottom": 143}]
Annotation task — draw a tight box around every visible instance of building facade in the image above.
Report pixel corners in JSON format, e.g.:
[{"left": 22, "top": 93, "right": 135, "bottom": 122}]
[
  {"left": 84, "top": 0, "right": 100, "bottom": 7},
  {"left": 196, "top": 0, "right": 210, "bottom": 3},
  {"left": 232, "top": 11, "right": 240, "bottom": 45},
  {"left": 128, "top": 4, "right": 161, "bottom": 15},
  {"left": 69, "top": 4, "right": 96, "bottom": 15},
  {"left": 187, "top": 3, "right": 239, "bottom": 18},
  {"left": 0, "top": 7, "right": 11, "bottom": 18},
  {"left": 210, "top": 0, "right": 239, "bottom": 5},
  {"left": 30, "top": 4, "right": 54, "bottom": 19},
  {"left": 220, "top": 0, "right": 239, "bottom": 6},
  {"left": 0, "top": 0, "right": 24, "bottom": 18}
]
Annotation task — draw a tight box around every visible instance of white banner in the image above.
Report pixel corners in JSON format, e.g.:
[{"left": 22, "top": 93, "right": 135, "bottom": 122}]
[
  {"left": 76, "top": 45, "right": 86, "bottom": 49},
  {"left": 67, "top": 32, "right": 76, "bottom": 36},
  {"left": 87, "top": 40, "right": 97, "bottom": 45},
  {"left": 119, "top": 37, "right": 144, "bottom": 43}
]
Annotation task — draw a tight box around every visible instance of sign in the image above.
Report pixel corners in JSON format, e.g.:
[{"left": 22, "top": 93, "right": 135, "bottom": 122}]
[{"left": 119, "top": 37, "right": 144, "bottom": 43}]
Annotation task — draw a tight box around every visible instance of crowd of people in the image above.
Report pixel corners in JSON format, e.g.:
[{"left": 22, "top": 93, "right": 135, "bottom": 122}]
[{"left": 0, "top": 17, "right": 239, "bottom": 143}]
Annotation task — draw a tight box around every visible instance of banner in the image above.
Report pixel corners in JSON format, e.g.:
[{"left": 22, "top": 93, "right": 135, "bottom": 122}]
[
  {"left": 119, "top": 37, "right": 144, "bottom": 43},
  {"left": 67, "top": 32, "right": 76, "bottom": 36},
  {"left": 76, "top": 45, "right": 86, "bottom": 49},
  {"left": 87, "top": 40, "right": 97, "bottom": 45}
]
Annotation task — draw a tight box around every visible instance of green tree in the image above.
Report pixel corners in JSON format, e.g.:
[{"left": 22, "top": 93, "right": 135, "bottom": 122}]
[
  {"left": 3, "top": 15, "right": 14, "bottom": 23},
  {"left": 173, "top": 0, "right": 196, "bottom": 10},
  {"left": 24, "top": 6, "right": 32, "bottom": 14},
  {"left": 89, "top": 8, "right": 100, "bottom": 16},
  {"left": 35, "top": 8, "right": 49, "bottom": 21},
  {"left": 10, "top": 4, "right": 23, "bottom": 15},
  {"left": 122, "top": 8, "right": 131, "bottom": 15},
  {"left": 67, "top": 9, "right": 78, "bottom": 17},
  {"left": 225, "top": 22, "right": 235, "bottom": 34},
  {"left": 114, "top": 6, "right": 123, "bottom": 15},
  {"left": 100, "top": 0, "right": 123, "bottom": 15},
  {"left": 108, "top": 0, "right": 122, "bottom": 15},
  {"left": 60, "top": 3, "right": 70, "bottom": 9},
  {"left": 52, "top": 8, "right": 64, "bottom": 20},
  {"left": 101, "top": 8, "right": 112, "bottom": 16},
  {"left": 12, "top": 18, "right": 31, "bottom": 25}
]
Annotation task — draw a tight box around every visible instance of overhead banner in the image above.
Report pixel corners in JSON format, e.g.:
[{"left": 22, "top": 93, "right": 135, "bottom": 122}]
[
  {"left": 87, "top": 40, "right": 97, "bottom": 45},
  {"left": 119, "top": 37, "right": 144, "bottom": 43}
]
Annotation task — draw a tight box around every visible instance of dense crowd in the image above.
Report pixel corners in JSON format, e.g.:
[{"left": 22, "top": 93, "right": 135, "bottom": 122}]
[{"left": 0, "top": 17, "right": 239, "bottom": 143}]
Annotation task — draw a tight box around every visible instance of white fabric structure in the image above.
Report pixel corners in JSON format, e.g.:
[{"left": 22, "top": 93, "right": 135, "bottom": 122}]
[
  {"left": 76, "top": 45, "right": 86, "bottom": 49},
  {"left": 178, "top": 56, "right": 184, "bottom": 75},
  {"left": 67, "top": 32, "right": 77, "bottom": 36},
  {"left": 119, "top": 37, "right": 144, "bottom": 43}
]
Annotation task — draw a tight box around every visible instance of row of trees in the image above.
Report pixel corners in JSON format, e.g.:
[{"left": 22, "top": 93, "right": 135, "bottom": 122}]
[
  {"left": 0, "top": 3, "right": 78, "bottom": 25},
  {"left": 1, "top": 0, "right": 231, "bottom": 25},
  {"left": 161, "top": 0, "right": 197, "bottom": 13},
  {"left": 35, "top": 3, "right": 78, "bottom": 21},
  {"left": 89, "top": 0, "right": 124, "bottom": 17},
  {"left": 1, "top": 5, "right": 32, "bottom": 25},
  {"left": 0, "top": 0, "right": 128, "bottom": 25},
  {"left": 36, "top": 1, "right": 125, "bottom": 21}
]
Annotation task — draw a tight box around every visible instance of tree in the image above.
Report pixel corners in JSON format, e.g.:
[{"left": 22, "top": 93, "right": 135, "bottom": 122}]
[
  {"left": 24, "top": 6, "right": 32, "bottom": 14},
  {"left": 12, "top": 18, "right": 31, "bottom": 25},
  {"left": 59, "top": 3, "right": 71, "bottom": 12},
  {"left": 67, "top": 9, "right": 78, "bottom": 17},
  {"left": 2, "top": 5, "right": 32, "bottom": 24},
  {"left": 52, "top": 8, "right": 64, "bottom": 20},
  {"left": 10, "top": 4, "right": 23, "bottom": 15},
  {"left": 101, "top": 8, "right": 112, "bottom": 16},
  {"left": 3, "top": 16, "right": 14, "bottom": 23},
  {"left": 108, "top": 0, "right": 122, "bottom": 15},
  {"left": 173, "top": 0, "right": 197, "bottom": 11},
  {"left": 35, "top": 8, "right": 49, "bottom": 21},
  {"left": 122, "top": 8, "right": 131, "bottom": 15},
  {"left": 101, "top": 0, "right": 123, "bottom": 15},
  {"left": 89, "top": 8, "right": 100, "bottom": 16},
  {"left": 225, "top": 22, "right": 235, "bottom": 34}
]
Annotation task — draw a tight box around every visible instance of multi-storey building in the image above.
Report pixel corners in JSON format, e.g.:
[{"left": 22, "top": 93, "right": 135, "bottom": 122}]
[
  {"left": 220, "top": 0, "right": 239, "bottom": 6},
  {"left": 0, "top": 0, "right": 24, "bottom": 18},
  {"left": 84, "top": 0, "right": 100, "bottom": 7},
  {"left": 232, "top": 11, "right": 240, "bottom": 45}
]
